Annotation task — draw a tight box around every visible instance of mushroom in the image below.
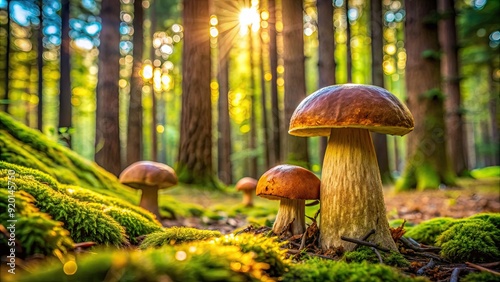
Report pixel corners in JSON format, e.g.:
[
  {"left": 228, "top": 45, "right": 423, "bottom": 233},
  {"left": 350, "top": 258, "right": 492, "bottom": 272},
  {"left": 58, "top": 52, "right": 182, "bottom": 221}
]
[
  {"left": 235, "top": 177, "right": 258, "bottom": 207},
  {"left": 119, "top": 161, "right": 178, "bottom": 220},
  {"left": 289, "top": 84, "right": 414, "bottom": 251},
  {"left": 256, "top": 164, "right": 320, "bottom": 236}
]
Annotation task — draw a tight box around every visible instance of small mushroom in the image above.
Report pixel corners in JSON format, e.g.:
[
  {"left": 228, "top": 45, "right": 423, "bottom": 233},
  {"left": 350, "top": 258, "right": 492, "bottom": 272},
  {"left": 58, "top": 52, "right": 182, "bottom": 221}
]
[
  {"left": 119, "top": 161, "right": 178, "bottom": 220},
  {"left": 235, "top": 177, "right": 258, "bottom": 207},
  {"left": 256, "top": 164, "right": 320, "bottom": 236},
  {"left": 289, "top": 84, "right": 414, "bottom": 251}
]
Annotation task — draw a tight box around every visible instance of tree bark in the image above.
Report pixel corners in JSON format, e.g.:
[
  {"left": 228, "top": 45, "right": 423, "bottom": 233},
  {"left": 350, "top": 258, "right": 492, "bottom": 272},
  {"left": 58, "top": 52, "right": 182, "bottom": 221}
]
[
  {"left": 37, "top": 0, "right": 44, "bottom": 131},
  {"left": 177, "top": 0, "right": 217, "bottom": 187},
  {"left": 396, "top": 0, "right": 456, "bottom": 191},
  {"left": 371, "top": 0, "right": 392, "bottom": 183},
  {"left": 95, "top": 0, "right": 122, "bottom": 176},
  {"left": 217, "top": 3, "right": 233, "bottom": 185},
  {"left": 59, "top": 0, "right": 72, "bottom": 147},
  {"left": 316, "top": 0, "right": 336, "bottom": 165},
  {"left": 439, "top": 0, "right": 469, "bottom": 175},
  {"left": 248, "top": 28, "right": 258, "bottom": 179},
  {"left": 268, "top": 0, "right": 281, "bottom": 165},
  {"left": 345, "top": 0, "right": 352, "bottom": 83},
  {"left": 260, "top": 25, "right": 271, "bottom": 170},
  {"left": 282, "top": 0, "right": 309, "bottom": 168},
  {"left": 126, "top": 0, "right": 145, "bottom": 167}
]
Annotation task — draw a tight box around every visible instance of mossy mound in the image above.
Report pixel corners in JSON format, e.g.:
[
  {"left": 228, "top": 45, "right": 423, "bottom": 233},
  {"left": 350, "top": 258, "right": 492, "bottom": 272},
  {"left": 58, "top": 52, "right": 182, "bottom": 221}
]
[
  {"left": 0, "top": 112, "right": 135, "bottom": 201},
  {"left": 0, "top": 189, "right": 74, "bottom": 257},
  {"left": 140, "top": 227, "right": 222, "bottom": 249},
  {"left": 404, "top": 217, "right": 455, "bottom": 245},
  {"left": 343, "top": 246, "right": 410, "bottom": 267},
  {"left": 283, "top": 258, "right": 427, "bottom": 282},
  {"left": 436, "top": 219, "right": 500, "bottom": 262},
  {"left": 461, "top": 271, "right": 500, "bottom": 282},
  {"left": 0, "top": 162, "right": 162, "bottom": 247},
  {"left": 11, "top": 234, "right": 288, "bottom": 282}
]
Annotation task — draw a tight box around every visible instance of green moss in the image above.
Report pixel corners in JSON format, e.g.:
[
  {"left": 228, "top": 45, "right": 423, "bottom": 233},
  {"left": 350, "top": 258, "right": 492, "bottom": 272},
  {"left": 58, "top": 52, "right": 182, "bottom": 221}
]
[
  {"left": 470, "top": 166, "right": 500, "bottom": 178},
  {"left": 467, "top": 213, "right": 500, "bottom": 229},
  {"left": 140, "top": 227, "right": 222, "bottom": 249},
  {"left": 343, "top": 246, "right": 409, "bottom": 267},
  {"left": 405, "top": 217, "right": 456, "bottom": 245},
  {"left": 212, "top": 233, "right": 290, "bottom": 277},
  {"left": 14, "top": 243, "right": 273, "bottom": 282},
  {"left": 283, "top": 258, "right": 427, "bottom": 282},
  {"left": 88, "top": 203, "right": 162, "bottom": 244},
  {"left": 461, "top": 272, "right": 500, "bottom": 282},
  {"left": 436, "top": 220, "right": 500, "bottom": 262},
  {"left": 62, "top": 185, "right": 159, "bottom": 225},
  {"left": 0, "top": 190, "right": 74, "bottom": 257},
  {"left": 0, "top": 113, "right": 136, "bottom": 202},
  {"left": 0, "top": 175, "right": 127, "bottom": 246}
]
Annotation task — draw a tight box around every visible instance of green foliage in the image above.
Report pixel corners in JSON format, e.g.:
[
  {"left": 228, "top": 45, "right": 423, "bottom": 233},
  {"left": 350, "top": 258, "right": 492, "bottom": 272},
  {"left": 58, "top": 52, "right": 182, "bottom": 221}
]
[
  {"left": 343, "top": 246, "right": 409, "bottom": 267},
  {"left": 404, "top": 217, "right": 456, "bottom": 245},
  {"left": 14, "top": 243, "right": 274, "bottom": 282},
  {"left": 140, "top": 227, "right": 222, "bottom": 249},
  {"left": 436, "top": 219, "right": 500, "bottom": 262},
  {"left": 283, "top": 258, "right": 426, "bottom": 282},
  {"left": 0, "top": 112, "right": 136, "bottom": 201},
  {"left": 461, "top": 271, "right": 500, "bottom": 282},
  {"left": 88, "top": 203, "right": 162, "bottom": 244},
  {"left": 0, "top": 189, "right": 74, "bottom": 257},
  {"left": 0, "top": 172, "right": 127, "bottom": 246},
  {"left": 421, "top": 50, "right": 441, "bottom": 61},
  {"left": 420, "top": 88, "right": 444, "bottom": 100}
]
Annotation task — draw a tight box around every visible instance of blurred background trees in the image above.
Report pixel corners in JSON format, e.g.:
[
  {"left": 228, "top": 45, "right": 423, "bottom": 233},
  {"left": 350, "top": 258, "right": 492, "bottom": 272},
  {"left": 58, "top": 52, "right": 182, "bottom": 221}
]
[{"left": 0, "top": 0, "right": 498, "bottom": 188}]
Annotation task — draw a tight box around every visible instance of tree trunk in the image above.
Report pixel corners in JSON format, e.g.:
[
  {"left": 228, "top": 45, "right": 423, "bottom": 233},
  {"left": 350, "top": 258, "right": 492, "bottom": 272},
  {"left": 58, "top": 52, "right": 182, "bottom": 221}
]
[
  {"left": 345, "top": 0, "right": 352, "bottom": 83},
  {"left": 177, "top": 0, "right": 217, "bottom": 187},
  {"left": 59, "top": 0, "right": 72, "bottom": 147},
  {"left": 316, "top": 0, "right": 336, "bottom": 165},
  {"left": 3, "top": 1, "right": 10, "bottom": 113},
  {"left": 260, "top": 25, "right": 271, "bottom": 169},
  {"left": 95, "top": 0, "right": 122, "bottom": 176},
  {"left": 487, "top": 63, "right": 499, "bottom": 166},
  {"left": 149, "top": 3, "right": 158, "bottom": 161},
  {"left": 217, "top": 4, "right": 233, "bottom": 185},
  {"left": 282, "top": 0, "right": 309, "bottom": 168},
  {"left": 396, "top": 0, "right": 456, "bottom": 191},
  {"left": 439, "top": 0, "right": 469, "bottom": 175},
  {"left": 37, "top": 0, "right": 43, "bottom": 131},
  {"left": 126, "top": 0, "right": 145, "bottom": 167},
  {"left": 269, "top": 0, "right": 281, "bottom": 165},
  {"left": 371, "top": 0, "right": 392, "bottom": 183},
  {"left": 248, "top": 28, "right": 258, "bottom": 179}
]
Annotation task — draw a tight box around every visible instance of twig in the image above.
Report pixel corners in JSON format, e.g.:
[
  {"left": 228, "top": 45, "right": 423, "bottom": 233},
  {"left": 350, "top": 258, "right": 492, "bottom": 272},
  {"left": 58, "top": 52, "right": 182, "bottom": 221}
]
[
  {"left": 466, "top": 262, "right": 500, "bottom": 276},
  {"left": 341, "top": 236, "right": 390, "bottom": 252},
  {"left": 400, "top": 237, "right": 442, "bottom": 252},
  {"left": 449, "top": 267, "right": 463, "bottom": 282},
  {"left": 405, "top": 251, "right": 448, "bottom": 262},
  {"left": 285, "top": 249, "right": 335, "bottom": 260},
  {"left": 305, "top": 200, "right": 320, "bottom": 206},
  {"left": 361, "top": 229, "right": 376, "bottom": 241},
  {"left": 417, "top": 258, "right": 435, "bottom": 275},
  {"left": 299, "top": 231, "right": 307, "bottom": 250},
  {"left": 371, "top": 247, "right": 383, "bottom": 263}
]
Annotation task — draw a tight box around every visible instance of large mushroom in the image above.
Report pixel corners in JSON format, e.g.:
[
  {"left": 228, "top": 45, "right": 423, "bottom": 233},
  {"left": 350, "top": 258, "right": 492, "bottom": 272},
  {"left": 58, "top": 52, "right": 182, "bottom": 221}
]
[
  {"left": 289, "top": 84, "right": 414, "bottom": 251},
  {"left": 119, "top": 161, "right": 178, "bottom": 220},
  {"left": 256, "top": 164, "right": 320, "bottom": 236},
  {"left": 235, "top": 177, "right": 258, "bottom": 207}
]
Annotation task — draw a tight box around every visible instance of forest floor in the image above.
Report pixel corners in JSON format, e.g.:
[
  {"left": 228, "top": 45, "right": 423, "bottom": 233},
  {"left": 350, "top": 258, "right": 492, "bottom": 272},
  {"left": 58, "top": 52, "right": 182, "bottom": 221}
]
[{"left": 160, "top": 176, "right": 500, "bottom": 281}]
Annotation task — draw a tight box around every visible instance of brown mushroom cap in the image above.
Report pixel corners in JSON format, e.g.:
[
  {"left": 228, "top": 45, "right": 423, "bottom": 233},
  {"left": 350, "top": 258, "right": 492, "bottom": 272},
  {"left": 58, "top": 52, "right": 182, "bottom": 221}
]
[
  {"left": 256, "top": 164, "right": 320, "bottom": 200},
  {"left": 235, "top": 177, "right": 258, "bottom": 191},
  {"left": 288, "top": 84, "right": 414, "bottom": 137},
  {"left": 119, "top": 161, "right": 178, "bottom": 189}
]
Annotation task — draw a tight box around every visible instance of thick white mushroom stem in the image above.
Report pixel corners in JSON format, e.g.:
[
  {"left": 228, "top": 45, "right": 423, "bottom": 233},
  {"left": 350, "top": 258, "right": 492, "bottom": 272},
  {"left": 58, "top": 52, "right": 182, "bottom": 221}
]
[
  {"left": 320, "top": 128, "right": 397, "bottom": 252},
  {"left": 241, "top": 190, "right": 254, "bottom": 207},
  {"left": 139, "top": 186, "right": 161, "bottom": 220},
  {"left": 273, "top": 198, "right": 306, "bottom": 235}
]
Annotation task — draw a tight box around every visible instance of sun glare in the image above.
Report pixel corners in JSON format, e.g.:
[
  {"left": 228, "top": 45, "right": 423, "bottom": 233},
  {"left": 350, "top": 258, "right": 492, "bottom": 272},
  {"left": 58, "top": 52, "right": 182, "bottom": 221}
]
[{"left": 239, "top": 7, "right": 260, "bottom": 35}]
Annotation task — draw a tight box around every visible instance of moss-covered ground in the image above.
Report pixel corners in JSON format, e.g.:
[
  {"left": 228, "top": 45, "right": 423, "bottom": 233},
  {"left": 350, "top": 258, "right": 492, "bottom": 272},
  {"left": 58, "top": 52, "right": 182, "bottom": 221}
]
[{"left": 0, "top": 113, "right": 499, "bottom": 281}]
